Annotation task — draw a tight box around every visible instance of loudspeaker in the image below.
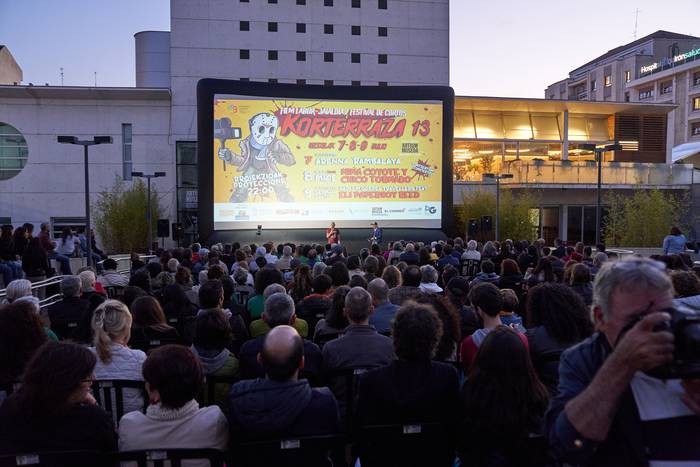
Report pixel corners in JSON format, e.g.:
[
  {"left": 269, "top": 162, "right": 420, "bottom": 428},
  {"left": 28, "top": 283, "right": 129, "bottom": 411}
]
[
  {"left": 481, "top": 216, "right": 493, "bottom": 232},
  {"left": 468, "top": 218, "right": 479, "bottom": 236},
  {"left": 171, "top": 223, "right": 184, "bottom": 241},
  {"left": 157, "top": 219, "right": 170, "bottom": 237}
]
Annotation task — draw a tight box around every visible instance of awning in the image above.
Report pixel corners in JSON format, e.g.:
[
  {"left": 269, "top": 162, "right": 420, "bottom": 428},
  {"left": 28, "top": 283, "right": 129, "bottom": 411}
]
[{"left": 672, "top": 141, "right": 700, "bottom": 163}]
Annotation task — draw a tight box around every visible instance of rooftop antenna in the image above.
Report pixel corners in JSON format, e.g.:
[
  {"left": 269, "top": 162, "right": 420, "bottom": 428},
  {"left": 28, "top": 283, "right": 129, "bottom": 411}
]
[
  {"left": 633, "top": 8, "right": 641, "bottom": 39},
  {"left": 94, "top": 71, "right": 97, "bottom": 87},
  {"left": 60, "top": 67, "right": 64, "bottom": 86}
]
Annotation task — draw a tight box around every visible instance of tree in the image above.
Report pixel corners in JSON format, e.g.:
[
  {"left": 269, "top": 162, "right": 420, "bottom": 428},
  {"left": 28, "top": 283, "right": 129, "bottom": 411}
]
[
  {"left": 456, "top": 188, "right": 539, "bottom": 241},
  {"left": 603, "top": 189, "right": 689, "bottom": 247},
  {"left": 93, "top": 176, "right": 165, "bottom": 253}
]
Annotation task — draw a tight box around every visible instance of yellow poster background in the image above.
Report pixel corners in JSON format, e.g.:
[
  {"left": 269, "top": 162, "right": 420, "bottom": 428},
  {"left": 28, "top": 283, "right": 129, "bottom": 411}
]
[{"left": 213, "top": 98, "right": 442, "bottom": 204}]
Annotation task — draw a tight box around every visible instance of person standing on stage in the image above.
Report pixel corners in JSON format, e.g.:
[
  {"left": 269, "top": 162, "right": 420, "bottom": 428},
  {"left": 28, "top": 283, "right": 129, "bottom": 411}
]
[
  {"left": 326, "top": 222, "right": 340, "bottom": 245},
  {"left": 370, "top": 222, "right": 383, "bottom": 246}
]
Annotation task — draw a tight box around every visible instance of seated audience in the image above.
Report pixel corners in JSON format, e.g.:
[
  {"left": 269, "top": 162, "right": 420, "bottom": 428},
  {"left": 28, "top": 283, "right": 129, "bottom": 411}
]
[
  {"left": 296, "top": 274, "right": 334, "bottom": 333},
  {"left": 445, "top": 276, "right": 480, "bottom": 339},
  {"left": 415, "top": 294, "right": 461, "bottom": 361},
  {"left": 470, "top": 259, "right": 500, "bottom": 287},
  {"left": 569, "top": 262, "right": 593, "bottom": 306},
  {"left": 388, "top": 265, "right": 424, "bottom": 305},
  {"left": 356, "top": 303, "right": 459, "bottom": 466},
  {"left": 497, "top": 258, "right": 523, "bottom": 297},
  {"left": 47, "top": 275, "right": 90, "bottom": 341},
  {"left": 419, "top": 264, "right": 442, "bottom": 294},
  {"left": 197, "top": 279, "right": 249, "bottom": 350},
  {"left": 367, "top": 278, "right": 400, "bottom": 334},
  {"left": 239, "top": 293, "right": 322, "bottom": 383},
  {"left": 118, "top": 345, "right": 228, "bottom": 460},
  {"left": 90, "top": 300, "right": 146, "bottom": 415},
  {"left": 247, "top": 268, "right": 285, "bottom": 320},
  {"left": 0, "top": 342, "right": 117, "bottom": 454},
  {"left": 399, "top": 243, "right": 420, "bottom": 266},
  {"left": 2, "top": 279, "right": 58, "bottom": 341},
  {"left": 459, "top": 327, "right": 550, "bottom": 466},
  {"left": 99, "top": 258, "right": 129, "bottom": 288},
  {"left": 499, "top": 288, "right": 525, "bottom": 331},
  {"left": 314, "top": 286, "right": 351, "bottom": 348},
  {"left": 128, "top": 295, "right": 180, "bottom": 351},
  {"left": 249, "top": 283, "right": 309, "bottom": 338},
  {"left": 525, "top": 282, "right": 593, "bottom": 395},
  {"left": 229, "top": 325, "right": 339, "bottom": 438},
  {"left": 461, "top": 240, "right": 481, "bottom": 261},
  {"left": 671, "top": 269, "right": 700, "bottom": 310},
  {"left": 381, "top": 264, "right": 402, "bottom": 289},
  {"left": 21, "top": 237, "right": 50, "bottom": 292}
]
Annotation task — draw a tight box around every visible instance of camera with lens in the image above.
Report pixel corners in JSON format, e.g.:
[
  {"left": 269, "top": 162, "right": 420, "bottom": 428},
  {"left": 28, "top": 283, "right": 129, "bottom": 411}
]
[{"left": 643, "top": 304, "right": 700, "bottom": 379}]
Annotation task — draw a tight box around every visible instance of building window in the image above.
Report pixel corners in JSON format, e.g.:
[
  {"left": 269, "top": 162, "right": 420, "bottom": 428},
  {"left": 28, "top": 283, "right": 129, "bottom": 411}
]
[
  {"left": 324, "top": 52, "right": 334, "bottom": 62},
  {"left": 591, "top": 80, "right": 597, "bottom": 91},
  {"left": 604, "top": 75, "right": 612, "bottom": 87},
  {"left": 324, "top": 24, "right": 333, "bottom": 34},
  {"left": 268, "top": 50, "right": 278, "bottom": 60},
  {"left": 378, "top": 54, "right": 387, "bottom": 64},
  {"left": 268, "top": 0, "right": 277, "bottom": 3},
  {"left": 240, "top": 21, "right": 249, "bottom": 31},
  {"left": 352, "top": 0, "right": 361, "bottom": 7},
  {"left": 240, "top": 0, "right": 248, "bottom": 2},
  {"left": 240, "top": 49, "right": 250, "bottom": 59},
  {"left": 378, "top": 0, "right": 387, "bottom": 8},
  {"left": 352, "top": 80, "right": 361, "bottom": 86},
  {"left": 269, "top": 78, "right": 278, "bottom": 84},
  {"left": 296, "top": 51, "right": 306, "bottom": 61},
  {"left": 660, "top": 81, "right": 673, "bottom": 94},
  {"left": 324, "top": 0, "right": 333, "bottom": 5},
  {"left": 0, "top": 122, "right": 28, "bottom": 181},
  {"left": 268, "top": 22, "right": 278, "bottom": 32},
  {"left": 351, "top": 53, "right": 361, "bottom": 63},
  {"left": 324, "top": 80, "right": 333, "bottom": 86},
  {"left": 378, "top": 26, "right": 387, "bottom": 37},
  {"left": 625, "top": 92, "right": 630, "bottom": 102},
  {"left": 693, "top": 97, "right": 700, "bottom": 111},
  {"left": 639, "top": 87, "right": 654, "bottom": 100},
  {"left": 352, "top": 25, "right": 361, "bottom": 35},
  {"left": 296, "top": 23, "right": 306, "bottom": 33},
  {"left": 297, "top": 79, "right": 306, "bottom": 85},
  {"left": 692, "top": 122, "right": 700, "bottom": 136},
  {"left": 296, "top": 0, "right": 306, "bottom": 4},
  {"left": 378, "top": 81, "right": 388, "bottom": 86},
  {"left": 122, "top": 124, "right": 132, "bottom": 181},
  {"left": 694, "top": 72, "right": 700, "bottom": 86},
  {"left": 625, "top": 70, "right": 631, "bottom": 82}
]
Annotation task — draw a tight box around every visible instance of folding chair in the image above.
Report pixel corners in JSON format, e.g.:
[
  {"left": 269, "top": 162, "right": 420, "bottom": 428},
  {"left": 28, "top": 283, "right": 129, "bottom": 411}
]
[
  {"left": 0, "top": 450, "right": 104, "bottom": 467},
  {"left": 91, "top": 379, "right": 146, "bottom": 425},
  {"left": 113, "top": 449, "right": 226, "bottom": 467},
  {"left": 230, "top": 434, "right": 344, "bottom": 467},
  {"left": 357, "top": 422, "right": 455, "bottom": 467}
]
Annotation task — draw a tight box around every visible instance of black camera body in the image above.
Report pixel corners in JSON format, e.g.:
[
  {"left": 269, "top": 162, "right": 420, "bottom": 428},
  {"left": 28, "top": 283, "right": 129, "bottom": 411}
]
[{"left": 645, "top": 304, "right": 700, "bottom": 379}]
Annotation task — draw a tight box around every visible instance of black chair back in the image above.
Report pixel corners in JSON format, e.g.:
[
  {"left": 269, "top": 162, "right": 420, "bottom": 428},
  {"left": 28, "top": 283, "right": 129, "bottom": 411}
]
[
  {"left": 461, "top": 259, "right": 481, "bottom": 278},
  {"left": 0, "top": 450, "right": 103, "bottom": 467},
  {"left": 91, "top": 379, "right": 146, "bottom": 425},
  {"left": 104, "top": 286, "right": 125, "bottom": 300},
  {"left": 128, "top": 328, "right": 180, "bottom": 353},
  {"left": 113, "top": 449, "right": 226, "bottom": 467},
  {"left": 324, "top": 367, "right": 373, "bottom": 433},
  {"left": 230, "top": 434, "right": 343, "bottom": 467},
  {"left": 201, "top": 373, "right": 238, "bottom": 408},
  {"left": 50, "top": 320, "right": 81, "bottom": 342},
  {"left": 357, "top": 422, "right": 455, "bottom": 467}
]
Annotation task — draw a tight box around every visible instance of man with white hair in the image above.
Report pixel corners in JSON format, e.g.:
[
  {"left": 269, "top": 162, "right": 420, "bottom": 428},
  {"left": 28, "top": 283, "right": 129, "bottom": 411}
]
[
  {"left": 238, "top": 292, "right": 322, "bottom": 383},
  {"left": 78, "top": 269, "right": 106, "bottom": 311},
  {"left": 248, "top": 284, "right": 309, "bottom": 338},
  {"left": 367, "top": 278, "right": 400, "bottom": 334},
  {"left": 47, "top": 275, "right": 90, "bottom": 341},
  {"left": 546, "top": 256, "right": 700, "bottom": 465},
  {"left": 276, "top": 245, "right": 294, "bottom": 271},
  {"left": 399, "top": 243, "right": 419, "bottom": 266},
  {"left": 418, "top": 265, "right": 442, "bottom": 294},
  {"left": 461, "top": 240, "right": 481, "bottom": 261}
]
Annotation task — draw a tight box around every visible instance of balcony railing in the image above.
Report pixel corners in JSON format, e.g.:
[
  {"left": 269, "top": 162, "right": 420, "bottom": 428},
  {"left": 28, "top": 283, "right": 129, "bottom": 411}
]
[{"left": 494, "top": 160, "right": 695, "bottom": 187}]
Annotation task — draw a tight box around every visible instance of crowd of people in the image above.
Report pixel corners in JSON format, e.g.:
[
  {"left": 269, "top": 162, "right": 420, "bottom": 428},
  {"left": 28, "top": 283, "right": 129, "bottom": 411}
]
[{"left": 1, "top": 232, "right": 700, "bottom": 466}]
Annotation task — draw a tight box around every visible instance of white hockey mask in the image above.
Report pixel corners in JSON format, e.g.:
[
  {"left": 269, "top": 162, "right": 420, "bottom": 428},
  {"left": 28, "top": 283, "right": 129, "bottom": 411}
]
[{"left": 250, "top": 113, "right": 279, "bottom": 147}]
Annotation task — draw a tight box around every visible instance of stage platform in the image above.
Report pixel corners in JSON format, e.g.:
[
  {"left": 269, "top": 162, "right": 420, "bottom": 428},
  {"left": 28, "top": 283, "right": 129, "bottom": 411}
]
[{"left": 207, "top": 228, "right": 448, "bottom": 255}]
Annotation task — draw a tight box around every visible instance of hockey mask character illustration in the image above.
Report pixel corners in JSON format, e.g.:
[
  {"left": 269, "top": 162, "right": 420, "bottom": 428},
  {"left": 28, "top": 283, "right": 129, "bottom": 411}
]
[{"left": 250, "top": 113, "right": 279, "bottom": 148}]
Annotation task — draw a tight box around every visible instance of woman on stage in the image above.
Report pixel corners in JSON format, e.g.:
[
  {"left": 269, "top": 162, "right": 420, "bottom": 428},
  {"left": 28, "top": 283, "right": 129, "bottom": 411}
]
[{"left": 326, "top": 222, "right": 340, "bottom": 245}]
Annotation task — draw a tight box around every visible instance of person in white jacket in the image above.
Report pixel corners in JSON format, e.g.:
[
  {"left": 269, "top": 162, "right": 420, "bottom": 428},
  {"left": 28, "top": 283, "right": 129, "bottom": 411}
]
[
  {"left": 90, "top": 300, "right": 146, "bottom": 418},
  {"left": 118, "top": 345, "right": 228, "bottom": 467}
]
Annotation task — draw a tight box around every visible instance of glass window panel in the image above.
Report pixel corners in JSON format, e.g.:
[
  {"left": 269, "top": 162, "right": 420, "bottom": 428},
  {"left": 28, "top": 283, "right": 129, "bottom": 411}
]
[
  {"left": 587, "top": 117, "right": 610, "bottom": 141},
  {"left": 474, "top": 112, "right": 504, "bottom": 139},
  {"left": 454, "top": 111, "right": 475, "bottom": 139},
  {"left": 177, "top": 165, "right": 198, "bottom": 188},
  {"left": 0, "top": 122, "right": 28, "bottom": 181},
  {"left": 583, "top": 206, "right": 597, "bottom": 244},
  {"left": 568, "top": 117, "right": 589, "bottom": 141},
  {"left": 567, "top": 206, "right": 582, "bottom": 242},
  {"left": 176, "top": 141, "right": 197, "bottom": 164},
  {"left": 503, "top": 115, "right": 532, "bottom": 139},
  {"left": 532, "top": 115, "right": 561, "bottom": 140}
]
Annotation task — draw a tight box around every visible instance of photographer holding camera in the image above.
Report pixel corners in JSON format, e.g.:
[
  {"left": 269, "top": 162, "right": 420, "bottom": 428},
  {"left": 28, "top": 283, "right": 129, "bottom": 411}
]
[{"left": 546, "top": 256, "right": 700, "bottom": 466}]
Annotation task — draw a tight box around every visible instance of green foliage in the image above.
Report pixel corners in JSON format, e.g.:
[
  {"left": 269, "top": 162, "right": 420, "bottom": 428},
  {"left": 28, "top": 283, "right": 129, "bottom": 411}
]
[
  {"left": 93, "top": 176, "right": 164, "bottom": 253},
  {"left": 603, "top": 189, "right": 689, "bottom": 247},
  {"left": 456, "top": 188, "right": 538, "bottom": 241}
]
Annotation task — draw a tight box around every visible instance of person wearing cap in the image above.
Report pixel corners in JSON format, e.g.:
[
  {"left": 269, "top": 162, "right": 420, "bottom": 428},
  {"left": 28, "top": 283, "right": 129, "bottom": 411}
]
[
  {"left": 326, "top": 244, "right": 346, "bottom": 266},
  {"left": 249, "top": 247, "right": 268, "bottom": 273}
]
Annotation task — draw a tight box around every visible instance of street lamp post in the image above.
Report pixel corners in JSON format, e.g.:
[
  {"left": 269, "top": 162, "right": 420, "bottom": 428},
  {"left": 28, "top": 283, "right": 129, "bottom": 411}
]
[
  {"left": 57, "top": 135, "right": 113, "bottom": 270},
  {"left": 131, "top": 172, "right": 166, "bottom": 255},
  {"left": 484, "top": 173, "right": 514, "bottom": 241},
  {"left": 581, "top": 143, "right": 622, "bottom": 245}
]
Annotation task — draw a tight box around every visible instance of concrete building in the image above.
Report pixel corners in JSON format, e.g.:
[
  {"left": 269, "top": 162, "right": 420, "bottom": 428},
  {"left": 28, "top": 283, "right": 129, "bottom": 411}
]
[{"left": 0, "top": 46, "right": 22, "bottom": 85}]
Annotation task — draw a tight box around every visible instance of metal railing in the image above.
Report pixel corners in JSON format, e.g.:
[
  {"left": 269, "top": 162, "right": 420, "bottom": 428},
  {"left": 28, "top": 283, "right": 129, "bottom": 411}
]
[{"left": 0, "top": 255, "right": 155, "bottom": 302}]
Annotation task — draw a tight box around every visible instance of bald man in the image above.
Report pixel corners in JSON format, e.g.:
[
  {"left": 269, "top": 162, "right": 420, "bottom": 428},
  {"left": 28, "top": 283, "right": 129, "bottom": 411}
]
[{"left": 228, "top": 326, "right": 340, "bottom": 439}]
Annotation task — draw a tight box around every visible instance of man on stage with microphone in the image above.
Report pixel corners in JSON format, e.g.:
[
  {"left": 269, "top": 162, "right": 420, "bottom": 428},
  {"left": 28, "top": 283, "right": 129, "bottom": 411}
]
[
  {"left": 369, "top": 222, "right": 383, "bottom": 246},
  {"left": 326, "top": 222, "right": 340, "bottom": 245}
]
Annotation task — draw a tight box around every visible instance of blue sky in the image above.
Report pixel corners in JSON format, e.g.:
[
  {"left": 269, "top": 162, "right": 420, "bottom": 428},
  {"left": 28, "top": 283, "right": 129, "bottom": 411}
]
[{"left": 1, "top": 0, "right": 698, "bottom": 97}]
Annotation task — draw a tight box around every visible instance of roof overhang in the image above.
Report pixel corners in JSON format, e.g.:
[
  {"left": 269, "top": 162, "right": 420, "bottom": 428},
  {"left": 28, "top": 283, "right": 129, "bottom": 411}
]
[
  {"left": 0, "top": 85, "right": 171, "bottom": 101},
  {"left": 672, "top": 141, "right": 700, "bottom": 164},
  {"left": 455, "top": 95, "right": 676, "bottom": 116}
]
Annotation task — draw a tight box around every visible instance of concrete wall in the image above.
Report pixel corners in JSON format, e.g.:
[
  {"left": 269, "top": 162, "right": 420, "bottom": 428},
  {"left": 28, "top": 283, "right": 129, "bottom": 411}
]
[
  {"left": 0, "top": 47, "right": 22, "bottom": 85},
  {"left": 0, "top": 89, "right": 174, "bottom": 240},
  {"left": 169, "top": 0, "right": 450, "bottom": 141},
  {"left": 135, "top": 31, "right": 171, "bottom": 88}
]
